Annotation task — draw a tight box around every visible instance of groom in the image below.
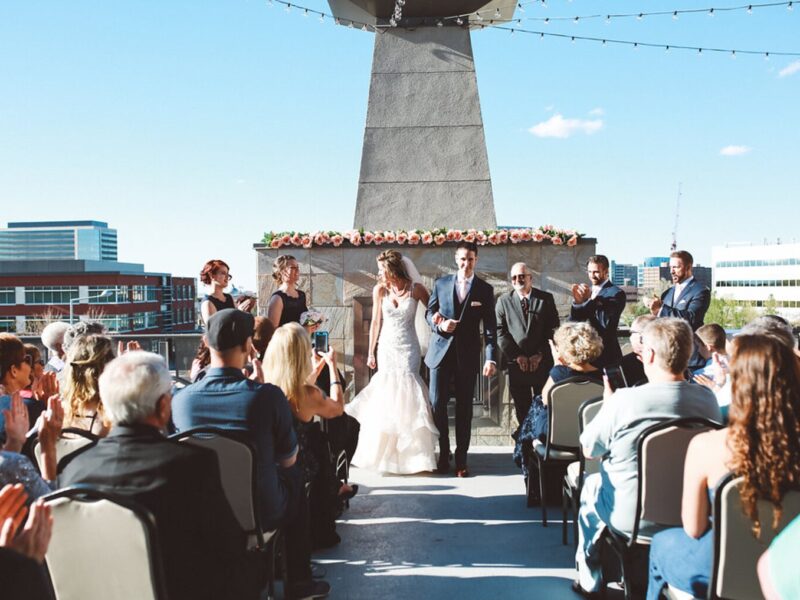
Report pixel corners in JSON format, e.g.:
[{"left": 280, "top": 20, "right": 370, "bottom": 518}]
[{"left": 425, "top": 241, "right": 497, "bottom": 477}]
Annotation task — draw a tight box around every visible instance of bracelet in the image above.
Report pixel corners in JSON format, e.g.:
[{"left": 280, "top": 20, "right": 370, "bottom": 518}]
[{"left": 330, "top": 381, "right": 343, "bottom": 387}]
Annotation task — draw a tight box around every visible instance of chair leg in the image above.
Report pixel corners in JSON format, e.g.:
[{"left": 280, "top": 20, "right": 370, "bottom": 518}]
[
  {"left": 539, "top": 460, "right": 548, "bottom": 527},
  {"left": 571, "top": 491, "right": 579, "bottom": 551},
  {"left": 561, "top": 486, "right": 569, "bottom": 545}
]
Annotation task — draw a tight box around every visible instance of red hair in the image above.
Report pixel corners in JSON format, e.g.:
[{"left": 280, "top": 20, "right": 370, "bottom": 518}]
[{"left": 200, "top": 259, "right": 230, "bottom": 285}]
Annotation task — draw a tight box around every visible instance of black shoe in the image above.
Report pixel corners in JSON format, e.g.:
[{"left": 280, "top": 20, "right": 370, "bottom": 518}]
[
  {"left": 570, "top": 581, "right": 601, "bottom": 599},
  {"left": 312, "top": 531, "right": 341, "bottom": 551},
  {"left": 436, "top": 459, "right": 450, "bottom": 475},
  {"left": 338, "top": 484, "right": 358, "bottom": 501},
  {"left": 287, "top": 579, "right": 330, "bottom": 599},
  {"left": 311, "top": 564, "right": 327, "bottom": 579}
]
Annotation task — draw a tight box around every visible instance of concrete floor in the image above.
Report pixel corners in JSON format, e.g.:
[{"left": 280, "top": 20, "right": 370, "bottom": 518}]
[{"left": 313, "top": 447, "right": 590, "bottom": 600}]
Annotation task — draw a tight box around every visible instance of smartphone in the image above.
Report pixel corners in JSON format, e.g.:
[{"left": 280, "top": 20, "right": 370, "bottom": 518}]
[
  {"left": 604, "top": 365, "right": 628, "bottom": 392},
  {"left": 313, "top": 330, "right": 329, "bottom": 354}
]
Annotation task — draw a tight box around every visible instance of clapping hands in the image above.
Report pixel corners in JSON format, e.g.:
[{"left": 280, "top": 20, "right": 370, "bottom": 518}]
[
  {"left": 0, "top": 484, "right": 53, "bottom": 564},
  {"left": 117, "top": 341, "right": 142, "bottom": 355},
  {"left": 2, "top": 394, "right": 29, "bottom": 453},
  {"left": 571, "top": 284, "right": 591, "bottom": 304}
]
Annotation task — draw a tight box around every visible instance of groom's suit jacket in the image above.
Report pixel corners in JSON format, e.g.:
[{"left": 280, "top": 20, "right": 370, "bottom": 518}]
[{"left": 424, "top": 274, "right": 497, "bottom": 374}]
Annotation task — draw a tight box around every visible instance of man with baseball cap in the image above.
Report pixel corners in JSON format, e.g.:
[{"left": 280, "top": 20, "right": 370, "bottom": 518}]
[{"left": 173, "top": 309, "right": 329, "bottom": 599}]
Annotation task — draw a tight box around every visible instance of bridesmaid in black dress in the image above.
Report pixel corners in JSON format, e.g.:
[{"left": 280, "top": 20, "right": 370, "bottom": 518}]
[
  {"left": 266, "top": 255, "right": 317, "bottom": 330},
  {"left": 199, "top": 259, "right": 234, "bottom": 325}
]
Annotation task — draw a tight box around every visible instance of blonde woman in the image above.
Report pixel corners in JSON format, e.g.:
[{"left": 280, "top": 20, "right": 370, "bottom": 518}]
[
  {"left": 267, "top": 255, "right": 315, "bottom": 330},
  {"left": 62, "top": 335, "right": 115, "bottom": 436},
  {"left": 263, "top": 322, "right": 352, "bottom": 549},
  {"left": 345, "top": 250, "right": 439, "bottom": 475}
]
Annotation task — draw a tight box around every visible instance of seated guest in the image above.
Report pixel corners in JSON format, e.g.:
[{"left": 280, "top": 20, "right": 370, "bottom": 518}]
[
  {"left": 252, "top": 316, "right": 275, "bottom": 361},
  {"left": 263, "top": 322, "right": 353, "bottom": 550},
  {"left": 574, "top": 318, "right": 721, "bottom": 597},
  {"left": 62, "top": 320, "right": 107, "bottom": 355},
  {"left": 190, "top": 338, "right": 211, "bottom": 383},
  {"left": 54, "top": 351, "right": 258, "bottom": 600},
  {"left": 759, "top": 515, "right": 800, "bottom": 600},
  {"left": 647, "top": 334, "right": 800, "bottom": 600},
  {"left": 172, "top": 309, "right": 330, "bottom": 600},
  {"left": 61, "top": 334, "right": 115, "bottom": 437},
  {"left": 619, "top": 314, "right": 656, "bottom": 386},
  {"left": 0, "top": 483, "right": 54, "bottom": 600},
  {"left": 20, "top": 344, "right": 58, "bottom": 429},
  {"left": 692, "top": 323, "right": 728, "bottom": 377},
  {"left": 0, "top": 334, "right": 35, "bottom": 445},
  {"left": 41, "top": 321, "right": 70, "bottom": 374}
]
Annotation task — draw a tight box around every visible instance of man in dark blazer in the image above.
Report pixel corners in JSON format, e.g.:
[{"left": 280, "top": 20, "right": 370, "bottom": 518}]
[
  {"left": 425, "top": 241, "right": 497, "bottom": 477},
  {"left": 569, "top": 255, "right": 627, "bottom": 368},
  {"left": 495, "top": 262, "right": 560, "bottom": 430},
  {"left": 646, "top": 250, "right": 711, "bottom": 370},
  {"left": 54, "top": 352, "right": 260, "bottom": 600}
]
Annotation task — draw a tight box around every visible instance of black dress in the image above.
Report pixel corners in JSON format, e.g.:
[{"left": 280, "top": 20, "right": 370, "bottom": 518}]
[
  {"left": 271, "top": 290, "right": 308, "bottom": 326},
  {"left": 203, "top": 293, "right": 234, "bottom": 312}
]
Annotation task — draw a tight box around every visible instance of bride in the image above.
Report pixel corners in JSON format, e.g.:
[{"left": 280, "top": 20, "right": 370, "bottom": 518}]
[{"left": 347, "top": 250, "right": 439, "bottom": 474}]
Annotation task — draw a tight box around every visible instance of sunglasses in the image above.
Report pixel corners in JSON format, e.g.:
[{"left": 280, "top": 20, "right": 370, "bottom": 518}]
[{"left": 22, "top": 355, "right": 33, "bottom": 366}]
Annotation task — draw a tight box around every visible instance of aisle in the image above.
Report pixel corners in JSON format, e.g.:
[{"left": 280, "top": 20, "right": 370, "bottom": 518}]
[{"left": 314, "top": 447, "right": 584, "bottom": 599}]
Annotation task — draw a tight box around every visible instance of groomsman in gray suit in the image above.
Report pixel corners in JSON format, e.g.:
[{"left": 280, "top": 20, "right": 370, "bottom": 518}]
[{"left": 495, "top": 263, "right": 560, "bottom": 430}]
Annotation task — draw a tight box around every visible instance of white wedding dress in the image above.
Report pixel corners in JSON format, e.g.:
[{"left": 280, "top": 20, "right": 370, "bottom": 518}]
[{"left": 347, "top": 294, "right": 439, "bottom": 474}]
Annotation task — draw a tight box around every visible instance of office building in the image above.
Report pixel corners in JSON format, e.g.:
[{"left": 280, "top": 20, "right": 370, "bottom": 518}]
[
  {"left": 712, "top": 241, "right": 800, "bottom": 319},
  {"left": 610, "top": 261, "right": 638, "bottom": 287},
  {"left": 0, "top": 221, "right": 118, "bottom": 262}
]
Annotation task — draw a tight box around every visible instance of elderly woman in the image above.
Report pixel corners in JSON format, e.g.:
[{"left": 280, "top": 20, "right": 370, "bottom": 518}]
[
  {"left": 62, "top": 334, "right": 115, "bottom": 436},
  {"left": 513, "top": 322, "right": 604, "bottom": 472}
]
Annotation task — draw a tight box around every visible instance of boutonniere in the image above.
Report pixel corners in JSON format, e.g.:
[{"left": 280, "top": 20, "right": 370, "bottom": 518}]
[{"left": 470, "top": 301, "right": 482, "bottom": 307}]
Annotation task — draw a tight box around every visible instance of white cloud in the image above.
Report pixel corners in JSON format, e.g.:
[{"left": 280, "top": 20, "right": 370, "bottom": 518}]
[
  {"left": 778, "top": 60, "right": 800, "bottom": 78},
  {"left": 544, "top": 104, "right": 555, "bottom": 112},
  {"left": 719, "top": 145, "right": 751, "bottom": 156},
  {"left": 588, "top": 107, "right": 604, "bottom": 116},
  {"left": 528, "top": 114, "right": 603, "bottom": 139}
]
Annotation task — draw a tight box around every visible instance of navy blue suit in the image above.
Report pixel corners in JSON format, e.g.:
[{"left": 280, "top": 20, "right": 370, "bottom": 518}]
[
  {"left": 424, "top": 274, "right": 496, "bottom": 468},
  {"left": 569, "top": 280, "right": 627, "bottom": 368},
  {"left": 658, "top": 278, "right": 711, "bottom": 331}
]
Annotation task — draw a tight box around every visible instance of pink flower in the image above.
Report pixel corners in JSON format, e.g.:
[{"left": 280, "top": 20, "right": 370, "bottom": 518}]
[
  {"left": 497, "top": 230, "right": 509, "bottom": 244},
  {"left": 476, "top": 231, "right": 487, "bottom": 244},
  {"left": 453, "top": 229, "right": 463, "bottom": 241},
  {"left": 313, "top": 233, "right": 326, "bottom": 245},
  {"left": 532, "top": 231, "right": 545, "bottom": 243},
  {"left": 331, "top": 234, "right": 343, "bottom": 247},
  {"left": 421, "top": 232, "right": 433, "bottom": 244},
  {"left": 302, "top": 236, "right": 312, "bottom": 248},
  {"left": 291, "top": 233, "right": 302, "bottom": 246},
  {"left": 408, "top": 232, "right": 421, "bottom": 245},
  {"left": 521, "top": 230, "right": 532, "bottom": 242},
  {"left": 385, "top": 231, "right": 396, "bottom": 243},
  {"left": 552, "top": 236, "right": 563, "bottom": 246},
  {"left": 434, "top": 233, "right": 446, "bottom": 245},
  {"left": 567, "top": 235, "right": 578, "bottom": 247},
  {"left": 464, "top": 231, "right": 476, "bottom": 243},
  {"left": 373, "top": 233, "right": 385, "bottom": 245},
  {"left": 270, "top": 239, "right": 281, "bottom": 249},
  {"left": 363, "top": 232, "right": 375, "bottom": 244},
  {"left": 350, "top": 232, "right": 362, "bottom": 246},
  {"left": 281, "top": 234, "right": 291, "bottom": 244},
  {"left": 396, "top": 232, "right": 408, "bottom": 244},
  {"left": 509, "top": 231, "right": 521, "bottom": 244},
  {"left": 488, "top": 232, "right": 498, "bottom": 245}
]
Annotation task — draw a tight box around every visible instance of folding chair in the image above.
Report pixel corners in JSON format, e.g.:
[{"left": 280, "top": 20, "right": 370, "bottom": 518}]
[
  {"left": 526, "top": 377, "right": 603, "bottom": 526},
  {"left": 44, "top": 485, "right": 168, "bottom": 600},
  {"left": 171, "top": 427, "right": 282, "bottom": 599},
  {"left": 561, "top": 396, "right": 603, "bottom": 546},
  {"left": 604, "top": 417, "right": 723, "bottom": 600},
  {"left": 23, "top": 427, "right": 98, "bottom": 475}
]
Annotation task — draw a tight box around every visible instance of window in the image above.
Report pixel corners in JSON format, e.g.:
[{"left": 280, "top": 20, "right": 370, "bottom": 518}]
[
  {"left": 88, "top": 286, "right": 129, "bottom": 303},
  {"left": 715, "top": 258, "right": 800, "bottom": 268},
  {"left": 132, "top": 313, "right": 146, "bottom": 330},
  {"left": 24, "top": 286, "right": 79, "bottom": 305},
  {"left": 132, "top": 285, "right": 158, "bottom": 302},
  {"left": 0, "top": 317, "right": 15, "bottom": 332},
  {"left": 0, "top": 288, "right": 14, "bottom": 305},
  {"left": 95, "top": 314, "right": 130, "bottom": 333}
]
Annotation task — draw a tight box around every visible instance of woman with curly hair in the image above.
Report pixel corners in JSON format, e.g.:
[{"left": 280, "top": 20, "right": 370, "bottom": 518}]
[
  {"left": 266, "top": 255, "right": 315, "bottom": 330},
  {"left": 199, "top": 259, "right": 234, "bottom": 325},
  {"left": 62, "top": 335, "right": 115, "bottom": 436},
  {"left": 647, "top": 334, "right": 800, "bottom": 600}
]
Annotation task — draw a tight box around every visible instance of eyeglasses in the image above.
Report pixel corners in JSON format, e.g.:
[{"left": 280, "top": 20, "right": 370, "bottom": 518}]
[
  {"left": 215, "top": 272, "right": 232, "bottom": 280},
  {"left": 510, "top": 274, "right": 530, "bottom": 281}
]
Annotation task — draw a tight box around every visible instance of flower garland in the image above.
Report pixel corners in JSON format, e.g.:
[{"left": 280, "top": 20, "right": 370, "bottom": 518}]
[{"left": 262, "top": 226, "right": 582, "bottom": 249}]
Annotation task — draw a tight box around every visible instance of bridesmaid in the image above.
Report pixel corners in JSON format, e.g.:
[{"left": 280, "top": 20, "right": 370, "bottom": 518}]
[
  {"left": 267, "top": 255, "right": 318, "bottom": 332},
  {"left": 199, "top": 259, "right": 234, "bottom": 325}
]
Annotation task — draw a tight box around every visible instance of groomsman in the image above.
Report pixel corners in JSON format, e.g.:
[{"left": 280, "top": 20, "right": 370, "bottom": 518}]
[
  {"left": 569, "top": 255, "right": 627, "bottom": 368},
  {"left": 495, "top": 263, "right": 560, "bottom": 429}
]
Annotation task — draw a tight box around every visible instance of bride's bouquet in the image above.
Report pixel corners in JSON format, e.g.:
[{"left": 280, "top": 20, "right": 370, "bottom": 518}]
[{"left": 299, "top": 309, "right": 327, "bottom": 328}]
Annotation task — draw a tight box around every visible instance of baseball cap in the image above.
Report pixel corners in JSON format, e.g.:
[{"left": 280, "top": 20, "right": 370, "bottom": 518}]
[{"left": 206, "top": 309, "right": 255, "bottom": 351}]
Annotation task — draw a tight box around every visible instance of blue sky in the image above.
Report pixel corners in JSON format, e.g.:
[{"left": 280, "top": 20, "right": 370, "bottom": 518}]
[{"left": 1, "top": 1, "right": 798, "bottom": 290}]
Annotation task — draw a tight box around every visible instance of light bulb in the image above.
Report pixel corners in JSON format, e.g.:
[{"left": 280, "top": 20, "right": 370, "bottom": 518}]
[
  {"left": 284, "top": 3, "right": 291, "bottom": 12},
  {"left": 303, "top": 8, "right": 308, "bottom": 17},
  {"left": 747, "top": 5, "right": 753, "bottom": 13},
  {"left": 764, "top": 52, "right": 770, "bottom": 60},
  {"left": 544, "top": 17, "right": 549, "bottom": 24},
  {"left": 788, "top": 1, "right": 794, "bottom": 10},
  {"left": 456, "top": 16, "right": 463, "bottom": 24},
  {"left": 665, "top": 45, "right": 670, "bottom": 52},
  {"left": 494, "top": 8, "right": 501, "bottom": 18},
  {"left": 731, "top": 50, "right": 736, "bottom": 58},
  {"left": 475, "top": 11, "right": 483, "bottom": 20},
  {"left": 637, "top": 13, "right": 643, "bottom": 20},
  {"left": 672, "top": 11, "right": 678, "bottom": 20},
  {"left": 437, "top": 19, "right": 443, "bottom": 26},
  {"left": 573, "top": 16, "right": 579, "bottom": 23},
  {"left": 708, "top": 8, "right": 715, "bottom": 16},
  {"left": 605, "top": 15, "right": 611, "bottom": 24},
  {"left": 319, "top": 14, "right": 324, "bottom": 22},
  {"left": 517, "top": 3, "right": 525, "bottom": 12}
]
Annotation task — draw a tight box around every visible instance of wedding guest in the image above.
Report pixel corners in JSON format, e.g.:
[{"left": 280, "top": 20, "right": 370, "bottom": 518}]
[
  {"left": 190, "top": 339, "right": 211, "bottom": 383},
  {"left": 647, "top": 334, "right": 800, "bottom": 600},
  {"left": 758, "top": 515, "right": 800, "bottom": 600},
  {"left": 62, "top": 320, "right": 107, "bottom": 355},
  {"left": 267, "top": 255, "right": 315, "bottom": 330},
  {"left": 41, "top": 321, "right": 70, "bottom": 374},
  {"left": 0, "top": 334, "right": 34, "bottom": 446},
  {"left": 62, "top": 334, "right": 115, "bottom": 436},
  {"left": 200, "top": 259, "right": 235, "bottom": 325},
  {"left": 252, "top": 316, "right": 275, "bottom": 361},
  {"left": 19, "top": 344, "right": 57, "bottom": 429},
  {"left": 618, "top": 314, "right": 655, "bottom": 386},
  {"left": 692, "top": 323, "right": 728, "bottom": 376},
  {"left": 263, "top": 322, "right": 351, "bottom": 550}
]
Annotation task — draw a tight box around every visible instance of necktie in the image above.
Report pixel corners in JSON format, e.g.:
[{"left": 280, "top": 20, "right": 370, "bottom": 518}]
[
  {"left": 458, "top": 279, "right": 468, "bottom": 303},
  {"left": 521, "top": 296, "right": 529, "bottom": 320}
]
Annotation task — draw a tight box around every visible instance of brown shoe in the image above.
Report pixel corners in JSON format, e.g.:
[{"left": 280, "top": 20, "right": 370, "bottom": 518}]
[{"left": 455, "top": 468, "right": 470, "bottom": 478}]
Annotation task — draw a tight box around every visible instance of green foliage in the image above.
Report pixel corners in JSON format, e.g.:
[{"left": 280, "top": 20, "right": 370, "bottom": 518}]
[
  {"left": 621, "top": 302, "right": 651, "bottom": 326},
  {"left": 705, "top": 293, "right": 759, "bottom": 330}
]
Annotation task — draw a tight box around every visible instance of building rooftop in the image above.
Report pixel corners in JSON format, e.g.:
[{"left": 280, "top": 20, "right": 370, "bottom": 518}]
[
  {"left": 0, "top": 259, "right": 166, "bottom": 276},
  {"left": 6, "top": 220, "right": 110, "bottom": 229}
]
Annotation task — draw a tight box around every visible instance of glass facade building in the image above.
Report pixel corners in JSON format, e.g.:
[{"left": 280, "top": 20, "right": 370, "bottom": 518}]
[{"left": 0, "top": 221, "right": 118, "bottom": 262}]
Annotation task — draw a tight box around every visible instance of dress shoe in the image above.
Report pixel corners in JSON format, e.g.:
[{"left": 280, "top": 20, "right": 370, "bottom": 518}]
[
  {"left": 455, "top": 467, "right": 470, "bottom": 478},
  {"left": 338, "top": 484, "right": 358, "bottom": 501},
  {"left": 436, "top": 458, "right": 450, "bottom": 474},
  {"left": 570, "top": 581, "right": 602, "bottom": 599},
  {"left": 287, "top": 579, "right": 330, "bottom": 599}
]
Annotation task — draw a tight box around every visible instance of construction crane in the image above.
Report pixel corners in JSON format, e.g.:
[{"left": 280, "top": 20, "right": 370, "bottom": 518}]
[{"left": 670, "top": 183, "right": 682, "bottom": 252}]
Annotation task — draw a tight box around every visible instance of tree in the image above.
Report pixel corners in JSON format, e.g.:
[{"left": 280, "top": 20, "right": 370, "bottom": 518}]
[{"left": 704, "top": 293, "right": 758, "bottom": 330}]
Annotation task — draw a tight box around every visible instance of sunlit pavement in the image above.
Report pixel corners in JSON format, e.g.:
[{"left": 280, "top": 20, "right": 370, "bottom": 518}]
[{"left": 314, "top": 447, "right": 587, "bottom": 599}]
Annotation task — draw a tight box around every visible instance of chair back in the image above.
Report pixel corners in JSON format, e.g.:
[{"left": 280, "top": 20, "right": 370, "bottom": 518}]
[
  {"left": 710, "top": 474, "right": 800, "bottom": 600},
  {"left": 44, "top": 485, "right": 168, "bottom": 600},
  {"left": 578, "top": 397, "right": 604, "bottom": 478},
  {"left": 171, "top": 427, "right": 263, "bottom": 548},
  {"left": 633, "top": 417, "right": 723, "bottom": 544},
  {"left": 547, "top": 378, "right": 604, "bottom": 452},
  {"left": 28, "top": 428, "right": 98, "bottom": 474}
]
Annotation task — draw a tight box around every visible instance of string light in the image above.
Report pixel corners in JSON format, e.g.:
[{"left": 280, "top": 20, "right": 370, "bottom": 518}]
[
  {"left": 494, "top": 8, "right": 502, "bottom": 18},
  {"left": 517, "top": 3, "right": 525, "bottom": 12}
]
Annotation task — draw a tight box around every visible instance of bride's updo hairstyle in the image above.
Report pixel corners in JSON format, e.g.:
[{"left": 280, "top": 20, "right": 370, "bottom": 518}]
[
  {"left": 272, "top": 255, "right": 297, "bottom": 285},
  {"left": 377, "top": 250, "right": 411, "bottom": 285},
  {"left": 262, "top": 322, "right": 312, "bottom": 412}
]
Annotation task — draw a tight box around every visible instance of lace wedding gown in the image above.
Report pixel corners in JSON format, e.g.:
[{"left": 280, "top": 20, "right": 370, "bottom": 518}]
[{"left": 347, "top": 295, "right": 439, "bottom": 474}]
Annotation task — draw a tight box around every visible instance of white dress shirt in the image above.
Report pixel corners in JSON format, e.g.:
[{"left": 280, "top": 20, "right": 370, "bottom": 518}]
[
  {"left": 456, "top": 274, "right": 475, "bottom": 303},
  {"left": 671, "top": 276, "right": 694, "bottom": 304}
]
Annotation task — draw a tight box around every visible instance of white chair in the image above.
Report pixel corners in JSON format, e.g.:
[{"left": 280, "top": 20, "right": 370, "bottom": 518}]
[
  {"left": 44, "top": 485, "right": 168, "bottom": 600},
  {"left": 25, "top": 427, "right": 98, "bottom": 474}
]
